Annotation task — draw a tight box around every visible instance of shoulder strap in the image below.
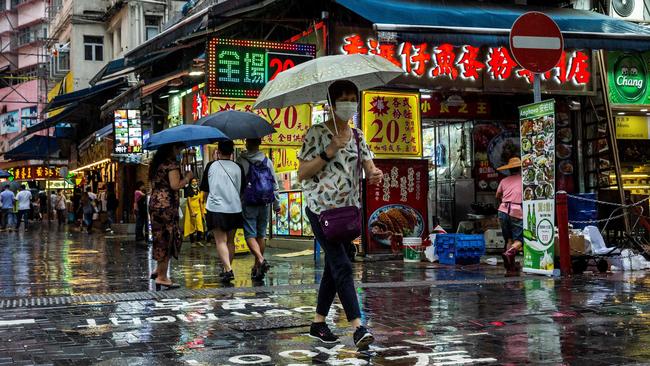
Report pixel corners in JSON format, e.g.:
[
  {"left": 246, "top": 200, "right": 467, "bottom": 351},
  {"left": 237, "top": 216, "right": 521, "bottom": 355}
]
[
  {"left": 217, "top": 160, "right": 239, "bottom": 193},
  {"left": 352, "top": 128, "right": 361, "bottom": 177}
]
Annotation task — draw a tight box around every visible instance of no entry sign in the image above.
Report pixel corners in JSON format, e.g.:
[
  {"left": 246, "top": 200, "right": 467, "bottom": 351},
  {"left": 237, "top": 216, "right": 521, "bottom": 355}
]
[{"left": 509, "top": 12, "right": 564, "bottom": 74}]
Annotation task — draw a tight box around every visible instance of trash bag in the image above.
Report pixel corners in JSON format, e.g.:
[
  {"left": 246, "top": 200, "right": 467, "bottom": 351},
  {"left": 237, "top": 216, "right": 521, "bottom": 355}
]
[{"left": 583, "top": 226, "right": 609, "bottom": 255}]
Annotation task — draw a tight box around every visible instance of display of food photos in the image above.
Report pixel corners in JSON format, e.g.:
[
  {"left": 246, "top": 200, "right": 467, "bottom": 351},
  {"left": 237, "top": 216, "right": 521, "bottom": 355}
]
[{"left": 113, "top": 109, "right": 142, "bottom": 154}]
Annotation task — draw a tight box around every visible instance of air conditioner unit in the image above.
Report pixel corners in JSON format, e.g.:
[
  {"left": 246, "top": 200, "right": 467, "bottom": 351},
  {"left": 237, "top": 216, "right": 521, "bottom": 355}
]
[{"left": 609, "top": 0, "right": 646, "bottom": 22}]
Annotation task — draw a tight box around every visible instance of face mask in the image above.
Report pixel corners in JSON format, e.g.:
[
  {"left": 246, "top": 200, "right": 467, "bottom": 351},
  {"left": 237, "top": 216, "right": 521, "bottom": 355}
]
[
  {"left": 191, "top": 183, "right": 198, "bottom": 188},
  {"left": 334, "top": 101, "right": 357, "bottom": 121}
]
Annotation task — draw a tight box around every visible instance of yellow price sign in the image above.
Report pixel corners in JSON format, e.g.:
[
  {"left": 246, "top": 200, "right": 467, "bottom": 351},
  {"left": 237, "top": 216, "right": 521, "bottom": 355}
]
[
  {"left": 361, "top": 91, "right": 422, "bottom": 158},
  {"left": 616, "top": 116, "right": 650, "bottom": 139},
  {"left": 234, "top": 229, "right": 249, "bottom": 254},
  {"left": 271, "top": 148, "right": 299, "bottom": 173},
  {"left": 209, "top": 98, "right": 311, "bottom": 147}
]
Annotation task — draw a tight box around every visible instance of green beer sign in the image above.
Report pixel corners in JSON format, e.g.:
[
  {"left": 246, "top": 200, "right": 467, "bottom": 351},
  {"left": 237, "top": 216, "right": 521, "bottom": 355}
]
[{"left": 608, "top": 51, "right": 650, "bottom": 105}]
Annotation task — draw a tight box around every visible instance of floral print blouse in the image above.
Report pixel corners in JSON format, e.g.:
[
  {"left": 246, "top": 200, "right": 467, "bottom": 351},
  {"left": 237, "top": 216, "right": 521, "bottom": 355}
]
[{"left": 298, "top": 123, "right": 374, "bottom": 215}]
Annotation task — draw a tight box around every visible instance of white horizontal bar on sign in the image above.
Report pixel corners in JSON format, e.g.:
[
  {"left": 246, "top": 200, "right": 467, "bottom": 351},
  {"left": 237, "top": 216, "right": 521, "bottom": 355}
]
[
  {"left": 0, "top": 319, "right": 35, "bottom": 326},
  {"left": 512, "top": 36, "right": 561, "bottom": 50}
]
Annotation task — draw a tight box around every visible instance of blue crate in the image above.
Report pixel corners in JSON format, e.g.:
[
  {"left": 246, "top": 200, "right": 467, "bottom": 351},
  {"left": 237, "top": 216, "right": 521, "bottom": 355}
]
[
  {"left": 568, "top": 193, "right": 597, "bottom": 218},
  {"left": 435, "top": 234, "right": 485, "bottom": 265}
]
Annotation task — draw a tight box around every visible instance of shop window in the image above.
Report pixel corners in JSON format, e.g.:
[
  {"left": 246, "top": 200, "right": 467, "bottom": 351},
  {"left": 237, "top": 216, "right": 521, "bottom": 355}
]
[
  {"left": 84, "top": 35, "right": 103, "bottom": 61},
  {"left": 145, "top": 16, "right": 160, "bottom": 41}
]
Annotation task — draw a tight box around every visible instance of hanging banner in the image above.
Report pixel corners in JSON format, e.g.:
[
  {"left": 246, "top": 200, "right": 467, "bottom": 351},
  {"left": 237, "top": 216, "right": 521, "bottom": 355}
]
[
  {"left": 520, "top": 100, "right": 556, "bottom": 275},
  {"left": 361, "top": 90, "right": 422, "bottom": 158},
  {"left": 365, "top": 159, "right": 428, "bottom": 254},
  {"left": 209, "top": 98, "right": 311, "bottom": 147}
]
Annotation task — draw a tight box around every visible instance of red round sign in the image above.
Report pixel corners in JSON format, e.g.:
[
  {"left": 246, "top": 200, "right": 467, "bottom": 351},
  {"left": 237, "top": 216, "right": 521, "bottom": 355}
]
[{"left": 509, "top": 12, "right": 564, "bottom": 74}]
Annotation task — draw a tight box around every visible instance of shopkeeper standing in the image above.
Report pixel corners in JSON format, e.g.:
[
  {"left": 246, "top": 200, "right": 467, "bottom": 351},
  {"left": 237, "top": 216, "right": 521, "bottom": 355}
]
[{"left": 496, "top": 157, "right": 523, "bottom": 274}]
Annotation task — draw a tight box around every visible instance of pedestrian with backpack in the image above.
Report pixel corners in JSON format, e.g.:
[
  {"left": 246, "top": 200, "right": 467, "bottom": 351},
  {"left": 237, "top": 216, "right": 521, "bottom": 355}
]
[
  {"left": 237, "top": 138, "right": 277, "bottom": 281},
  {"left": 201, "top": 140, "right": 267, "bottom": 283}
]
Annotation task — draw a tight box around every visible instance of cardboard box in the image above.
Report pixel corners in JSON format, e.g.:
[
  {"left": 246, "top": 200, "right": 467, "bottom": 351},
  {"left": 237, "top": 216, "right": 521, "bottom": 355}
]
[{"left": 554, "top": 234, "right": 587, "bottom": 256}]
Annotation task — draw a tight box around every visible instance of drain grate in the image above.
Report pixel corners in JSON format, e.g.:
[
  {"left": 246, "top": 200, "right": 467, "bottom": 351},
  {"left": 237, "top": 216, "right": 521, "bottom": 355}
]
[{"left": 0, "top": 277, "right": 529, "bottom": 309}]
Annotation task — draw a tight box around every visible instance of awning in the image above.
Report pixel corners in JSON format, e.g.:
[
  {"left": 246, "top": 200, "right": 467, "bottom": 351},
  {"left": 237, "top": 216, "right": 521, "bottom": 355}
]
[
  {"left": 335, "top": 0, "right": 650, "bottom": 50},
  {"left": 3, "top": 135, "right": 59, "bottom": 161},
  {"left": 89, "top": 51, "right": 174, "bottom": 85},
  {"left": 44, "top": 78, "right": 127, "bottom": 112},
  {"left": 142, "top": 71, "right": 189, "bottom": 97}
]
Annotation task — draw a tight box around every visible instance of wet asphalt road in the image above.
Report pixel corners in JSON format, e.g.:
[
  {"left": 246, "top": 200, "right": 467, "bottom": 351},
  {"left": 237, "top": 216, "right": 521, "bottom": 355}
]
[{"left": 1, "top": 223, "right": 650, "bottom": 365}]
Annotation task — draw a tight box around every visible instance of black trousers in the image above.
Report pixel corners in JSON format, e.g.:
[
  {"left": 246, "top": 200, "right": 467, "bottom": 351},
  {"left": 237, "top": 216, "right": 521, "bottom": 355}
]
[
  {"left": 135, "top": 212, "right": 146, "bottom": 240},
  {"left": 306, "top": 208, "right": 361, "bottom": 322}
]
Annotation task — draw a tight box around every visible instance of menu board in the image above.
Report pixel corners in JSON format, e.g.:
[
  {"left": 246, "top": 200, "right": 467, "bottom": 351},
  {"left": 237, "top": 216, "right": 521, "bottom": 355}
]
[
  {"left": 114, "top": 109, "right": 142, "bottom": 154},
  {"left": 365, "top": 159, "right": 429, "bottom": 254},
  {"left": 520, "top": 100, "right": 556, "bottom": 275},
  {"left": 272, "top": 190, "right": 312, "bottom": 237}
]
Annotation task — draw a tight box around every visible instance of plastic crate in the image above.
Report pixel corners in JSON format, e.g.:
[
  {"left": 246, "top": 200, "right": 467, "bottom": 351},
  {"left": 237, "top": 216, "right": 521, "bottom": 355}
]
[
  {"left": 435, "top": 234, "right": 485, "bottom": 265},
  {"left": 568, "top": 193, "right": 597, "bottom": 218}
]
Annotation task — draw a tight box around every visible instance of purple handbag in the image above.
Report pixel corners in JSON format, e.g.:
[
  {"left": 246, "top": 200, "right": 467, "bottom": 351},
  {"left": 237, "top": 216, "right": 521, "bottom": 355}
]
[{"left": 318, "top": 129, "right": 362, "bottom": 243}]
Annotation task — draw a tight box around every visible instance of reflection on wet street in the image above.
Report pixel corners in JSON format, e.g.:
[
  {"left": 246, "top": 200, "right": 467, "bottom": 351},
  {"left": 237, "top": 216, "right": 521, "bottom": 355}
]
[{"left": 1, "top": 227, "right": 650, "bottom": 365}]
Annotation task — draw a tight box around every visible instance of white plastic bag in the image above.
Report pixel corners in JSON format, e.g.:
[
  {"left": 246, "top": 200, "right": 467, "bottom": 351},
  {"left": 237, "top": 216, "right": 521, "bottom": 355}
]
[{"left": 583, "top": 226, "right": 609, "bottom": 255}]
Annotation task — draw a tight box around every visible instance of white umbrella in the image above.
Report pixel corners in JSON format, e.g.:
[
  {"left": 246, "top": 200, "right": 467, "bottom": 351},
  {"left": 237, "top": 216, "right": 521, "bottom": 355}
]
[{"left": 253, "top": 54, "right": 404, "bottom": 110}]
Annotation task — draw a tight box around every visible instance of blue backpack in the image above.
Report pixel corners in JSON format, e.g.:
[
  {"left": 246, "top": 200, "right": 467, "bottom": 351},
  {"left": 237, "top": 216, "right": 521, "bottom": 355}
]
[{"left": 243, "top": 158, "right": 275, "bottom": 205}]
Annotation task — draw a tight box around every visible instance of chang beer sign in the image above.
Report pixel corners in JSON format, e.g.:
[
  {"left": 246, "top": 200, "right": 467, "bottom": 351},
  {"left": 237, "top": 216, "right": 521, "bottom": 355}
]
[{"left": 608, "top": 51, "right": 650, "bottom": 105}]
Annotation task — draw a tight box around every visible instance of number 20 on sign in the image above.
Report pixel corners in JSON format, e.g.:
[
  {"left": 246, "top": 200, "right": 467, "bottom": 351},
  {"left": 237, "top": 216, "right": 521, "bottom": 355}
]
[{"left": 361, "top": 90, "right": 422, "bottom": 158}]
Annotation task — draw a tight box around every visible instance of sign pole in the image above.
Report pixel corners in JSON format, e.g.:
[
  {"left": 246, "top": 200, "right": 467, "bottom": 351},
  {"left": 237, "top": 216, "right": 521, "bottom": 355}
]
[{"left": 533, "top": 73, "right": 541, "bottom": 103}]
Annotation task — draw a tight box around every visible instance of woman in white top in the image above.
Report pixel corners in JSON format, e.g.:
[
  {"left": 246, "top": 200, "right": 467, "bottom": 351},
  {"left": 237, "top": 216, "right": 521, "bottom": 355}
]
[{"left": 200, "top": 141, "right": 266, "bottom": 283}]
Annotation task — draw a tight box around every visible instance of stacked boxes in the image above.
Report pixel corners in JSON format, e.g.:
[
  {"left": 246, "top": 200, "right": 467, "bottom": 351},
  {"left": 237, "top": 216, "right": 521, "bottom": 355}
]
[{"left": 435, "top": 234, "right": 486, "bottom": 265}]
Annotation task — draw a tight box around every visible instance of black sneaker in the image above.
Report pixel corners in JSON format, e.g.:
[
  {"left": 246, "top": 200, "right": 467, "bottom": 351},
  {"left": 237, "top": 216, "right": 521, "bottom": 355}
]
[
  {"left": 308, "top": 322, "right": 339, "bottom": 343},
  {"left": 353, "top": 326, "right": 374, "bottom": 350},
  {"left": 220, "top": 270, "right": 234, "bottom": 283},
  {"left": 261, "top": 259, "right": 271, "bottom": 272},
  {"left": 251, "top": 266, "right": 264, "bottom": 281}
]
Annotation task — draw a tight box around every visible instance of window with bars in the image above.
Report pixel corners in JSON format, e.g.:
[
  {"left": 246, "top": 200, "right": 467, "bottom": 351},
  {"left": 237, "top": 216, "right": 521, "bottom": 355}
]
[{"left": 84, "top": 35, "right": 103, "bottom": 61}]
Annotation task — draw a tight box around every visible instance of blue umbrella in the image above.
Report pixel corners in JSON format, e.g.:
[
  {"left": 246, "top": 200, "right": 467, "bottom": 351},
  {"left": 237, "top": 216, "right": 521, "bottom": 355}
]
[
  {"left": 196, "top": 110, "right": 276, "bottom": 140},
  {"left": 143, "top": 124, "right": 228, "bottom": 150},
  {"left": 0, "top": 169, "right": 9, "bottom": 178}
]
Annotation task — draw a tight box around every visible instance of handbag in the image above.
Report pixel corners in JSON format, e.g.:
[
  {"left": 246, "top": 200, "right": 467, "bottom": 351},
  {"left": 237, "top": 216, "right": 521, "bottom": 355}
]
[{"left": 318, "top": 129, "right": 363, "bottom": 244}]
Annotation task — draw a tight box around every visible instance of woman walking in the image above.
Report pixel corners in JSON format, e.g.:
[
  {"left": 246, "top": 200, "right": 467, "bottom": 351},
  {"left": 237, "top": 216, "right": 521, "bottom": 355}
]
[
  {"left": 55, "top": 190, "right": 67, "bottom": 227},
  {"left": 148, "top": 143, "right": 193, "bottom": 290},
  {"left": 183, "top": 178, "right": 205, "bottom": 243},
  {"left": 298, "top": 80, "right": 383, "bottom": 349},
  {"left": 201, "top": 140, "right": 267, "bottom": 283},
  {"left": 79, "top": 191, "right": 94, "bottom": 233}
]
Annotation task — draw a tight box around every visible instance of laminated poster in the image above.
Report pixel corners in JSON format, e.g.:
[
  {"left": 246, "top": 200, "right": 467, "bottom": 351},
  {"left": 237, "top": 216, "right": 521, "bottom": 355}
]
[{"left": 520, "top": 99, "right": 556, "bottom": 275}]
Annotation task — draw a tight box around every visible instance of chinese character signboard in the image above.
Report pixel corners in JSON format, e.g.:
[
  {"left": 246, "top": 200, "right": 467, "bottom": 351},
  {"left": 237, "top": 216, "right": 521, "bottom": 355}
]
[
  {"left": 114, "top": 110, "right": 142, "bottom": 154},
  {"left": 421, "top": 95, "right": 491, "bottom": 119},
  {"left": 365, "top": 159, "right": 428, "bottom": 254},
  {"left": 209, "top": 98, "right": 311, "bottom": 147},
  {"left": 206, "top": 38, "right": 316, "bottom": 98},
  {"left": 271, "top": 148, "right": 299, "bottom": 173},
  {"left": 520, "top": 100, "right": 556, "bottom": 275},
  {"left": 0, "top": 110, "right": 19, "bottom": 135},
  {"left": 607, "top": 51, "right": 650, "bottom": 105},
  {"left": 615, "top": 116, "right": 650, "bottom": 139},
  {"left": 335, "top": 30, "right": 592, "bottom": 94},
  {"left": 361, "top": 90, "right": 422, "bottom": 158},
  {"left": 8, "top": 166, "right": 63, "bottom": 181}
]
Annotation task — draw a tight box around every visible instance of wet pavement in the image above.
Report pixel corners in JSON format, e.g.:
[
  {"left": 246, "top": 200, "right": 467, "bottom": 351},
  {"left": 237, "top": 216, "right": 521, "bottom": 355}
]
[{"left": 1, "top": 225, "right": 650, "bottom": 365}]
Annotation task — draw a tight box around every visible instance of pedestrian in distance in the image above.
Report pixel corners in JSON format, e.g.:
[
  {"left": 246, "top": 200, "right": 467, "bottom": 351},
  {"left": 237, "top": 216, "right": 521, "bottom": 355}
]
[
  {"left": 236, "top": 138, "right": 277, "bottom": 281},
  {"left": 49, "top": 190, "right": 57, "bottom": 221},
  {"left": 183, "top": 178, "right": 206, "bottom": 244},
  {"left": 55, "top": 190, "right": 67, "bottom": 228},
  {"left": 79, "top": 190, "right": 94, "bottom": 234},
  {"left": 148, "top": 143, "right": 192, "bottom": 290},
  {"left": 134, "top": 181, "right": 147, "bottom": 242},
  {"left": 38, "top": 191, "right": 47, "bottom": 221},
  {"left": 496, "top": 157, "right": 524, "bottom": 275},
  {"left": 297, "top": 80, "right": 383, "bottom": 350},
  {"left": 15, "top": 184, "right": 32, "bottom": 232},
  {"left": 201, "top": 140, "right": 259, "bottom": 284},
  {"left": 105, "top": 183, "right": 118, "bottom": 234},
  {"left": 0, "top": 185, "right": 15, "bottom": 231}
]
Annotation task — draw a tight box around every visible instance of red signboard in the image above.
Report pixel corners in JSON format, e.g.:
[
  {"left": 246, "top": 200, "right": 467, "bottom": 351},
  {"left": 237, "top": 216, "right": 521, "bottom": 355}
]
[
  {"left": 365, "top": 159, "right": 429, "bottom": 254},
  {"left": 509, "top": 12, "right": 564, "bottom": 74}
]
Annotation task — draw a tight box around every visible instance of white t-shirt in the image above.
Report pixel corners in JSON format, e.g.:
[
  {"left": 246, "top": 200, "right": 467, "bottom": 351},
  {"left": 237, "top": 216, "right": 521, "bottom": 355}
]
[
  {"left": 16, "top": 190, "right": 32, "bottom": 210},
  {"left": 200, "top": 160, "right": 244, "bottom": 214}
]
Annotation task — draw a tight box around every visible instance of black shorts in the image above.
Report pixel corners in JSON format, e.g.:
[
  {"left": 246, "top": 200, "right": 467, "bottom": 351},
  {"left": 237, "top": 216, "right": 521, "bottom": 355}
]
[{"left": 205, "top": 211, "right": 243, "bottom": 232}]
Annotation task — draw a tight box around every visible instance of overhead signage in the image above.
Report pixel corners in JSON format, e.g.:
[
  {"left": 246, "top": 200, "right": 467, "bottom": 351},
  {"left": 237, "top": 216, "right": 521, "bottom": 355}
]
[
  {"left": 209, "top": 98, "right": 311, "bottom": 147},
  {"left": 421, "top": 95, "right": 491, "bottom": 119},
  {"left": 113, "top": 109, "right": 142, "bottom": 154},
  {"left": 206, "top": 38, "right": 316, "bottom": 99},
  {"left": 615, "top": 116, "right": 650, "bottom": 139},
  {"left": 607, "top": 51, "right": 650, "bottom": 105},
  {"left": 361, "top": 90, "right": 422, "bottom": 158},
  {"left": 7, "top": 166, "right": 64, "bottom": 181},
  {"left": 520, "top": 99, "right": 556, "bottom": 276},
  {"left": 336, "top": 30, "right": 592, "bottom": 94},
  {"left": 509, "top": 12, "right": 564, "bottom": 74}
]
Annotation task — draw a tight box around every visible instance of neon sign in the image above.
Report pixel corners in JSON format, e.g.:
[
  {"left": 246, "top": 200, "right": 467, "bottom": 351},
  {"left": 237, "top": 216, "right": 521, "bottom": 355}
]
[
  {"left": 207, "top": 38, "right": 316, "bottom": 98},
  {"left": 340, "top": 34, "right": 591, "bottom": 87}
]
